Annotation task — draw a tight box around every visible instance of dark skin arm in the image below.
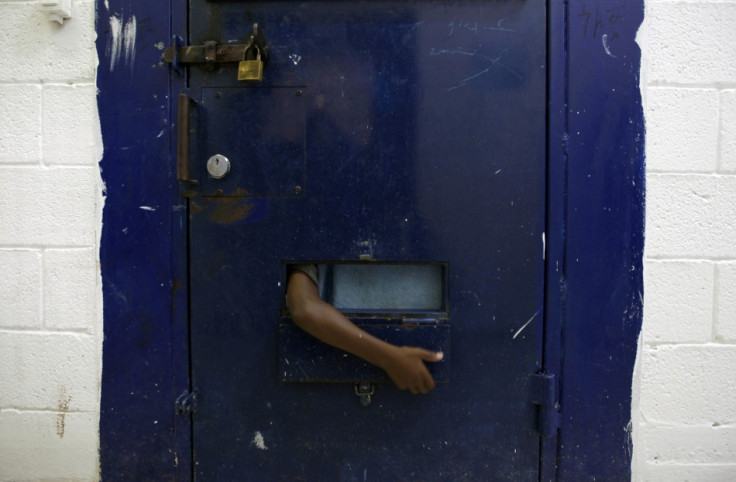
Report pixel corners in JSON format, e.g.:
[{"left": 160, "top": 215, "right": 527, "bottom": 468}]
[{"left": 286, "top": 269, "right": 443, "bottom": 394}]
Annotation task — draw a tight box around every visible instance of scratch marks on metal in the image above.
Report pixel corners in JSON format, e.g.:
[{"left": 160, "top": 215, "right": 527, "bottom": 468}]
[
  {"left": 602, "top": 34, "right": 617, "bottom": 58},
  {"left": 459, "top": 290, "right": 482, "bottom": 307},
  {"left": 108, "top": 15, "right": 137, "bottom": 71},
  {"left": 447, "top": 18, "right": 516, "bottom": 37},
  {"left": 139, "top": 206, "right": 156, "bottom": 211},
  {"left": 252, "top": 431, "right": 269, "bottom": 450},
  {"left": 513, "top": 311, "right": 539, "bottom": 339},
  {"left": 429, "top": 48, "right": 522, "bottom": 91},
  {"left": 542, "top": 232, "right": 546, "bottom": 260}
]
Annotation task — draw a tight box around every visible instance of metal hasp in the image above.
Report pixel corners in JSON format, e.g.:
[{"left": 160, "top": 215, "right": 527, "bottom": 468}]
[
  {"left": 354, "top": 382, "right": 375, "bottom": 407},
  {"left": 163, "top": 23, "right": 268, "bottom": 70},
  {"left": 530, "top": 373, "right": 560, "bottom": 439},
  {"left": 175, "top": 390, "right": 198, "bottom": 415}
]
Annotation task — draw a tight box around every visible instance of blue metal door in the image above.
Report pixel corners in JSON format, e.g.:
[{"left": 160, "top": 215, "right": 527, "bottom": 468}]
[{"left": 184, "top": 1, "right": 547, "bottom": 479}]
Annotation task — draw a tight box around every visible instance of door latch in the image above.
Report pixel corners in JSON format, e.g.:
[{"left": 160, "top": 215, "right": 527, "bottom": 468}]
[
  {"left": 354, "top": 381, "right": 375, "bottom": 407},
  {"left": 164, "top": 23, "right": 268, "bottom": 72}
]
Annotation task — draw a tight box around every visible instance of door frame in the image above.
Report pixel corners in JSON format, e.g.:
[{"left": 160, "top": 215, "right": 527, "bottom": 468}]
[{"left": 96, "top": 0, "right": 644, "bottom": 480}]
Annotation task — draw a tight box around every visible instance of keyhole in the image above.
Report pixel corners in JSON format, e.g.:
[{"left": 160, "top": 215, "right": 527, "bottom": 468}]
[{"left": 206, "top": 154, "right": 231, "bottom": 179}]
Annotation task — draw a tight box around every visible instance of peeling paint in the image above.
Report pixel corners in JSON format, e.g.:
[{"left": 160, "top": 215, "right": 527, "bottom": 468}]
[
  {"left": 252, "top": 431, "right": 268, "bottom": 450},
  {"left": 108, "top": 15, "right": 137, "bottom": 71}
]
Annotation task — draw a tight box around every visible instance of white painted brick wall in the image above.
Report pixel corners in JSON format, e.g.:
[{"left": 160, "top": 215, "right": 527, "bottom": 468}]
[
  {"left": 634, "top": 0, "right": 736, "bottom": 480},
  {"left": 0, "top": 1, "right": 101, "bottom": 481},
  {"left": 716, "top": 263, "right": 736, "bottom": 341},
  {"left": 645, "top": 88, "right": 719, "bottom": 172},
  {"left": 643, "top": 260, "right": 713, "bottom": 343}
]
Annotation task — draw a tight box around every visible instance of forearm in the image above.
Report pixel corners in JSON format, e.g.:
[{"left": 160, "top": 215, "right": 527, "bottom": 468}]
[{"left": 288, "top": 295, "right": 399, "bottom": 371}]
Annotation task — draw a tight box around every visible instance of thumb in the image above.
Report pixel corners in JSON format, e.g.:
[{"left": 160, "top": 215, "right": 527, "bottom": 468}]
[{"left": 414, "top": 348, "right": 444, "bottom": 363}]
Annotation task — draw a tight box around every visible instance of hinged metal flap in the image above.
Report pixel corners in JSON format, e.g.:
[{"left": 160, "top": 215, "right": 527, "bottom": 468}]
[{"left": 279, "top": 323, "right": 451, "bottom": 383}]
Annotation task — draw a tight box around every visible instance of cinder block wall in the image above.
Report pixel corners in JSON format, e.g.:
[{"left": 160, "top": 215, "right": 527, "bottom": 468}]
[
  {"left": 632, "top": 1, "right": 736, "bottom": 480},
  {"left": 0, "top": 1, "right": 734, "bottom": 481},
  {"left": 0, "top": 1, "right": 102, "bottom": 480}
]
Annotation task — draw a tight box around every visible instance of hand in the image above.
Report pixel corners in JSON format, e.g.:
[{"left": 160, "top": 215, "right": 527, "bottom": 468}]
[{"left": 381, "top": 347, "right": 444, "bottom": 394}]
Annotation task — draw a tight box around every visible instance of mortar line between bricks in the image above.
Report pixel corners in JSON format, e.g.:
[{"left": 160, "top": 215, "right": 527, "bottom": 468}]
[
  {"left": 643, "top": 341, "right": 736, "bottom": 348},
  {"left": 0, "top": 407, "right": 97, "bottom": 415},
  {"left": 645, "top": 256, "right": 736, "bottom": 263},
  {"left": 646, "top": 170, "right": 736, "bottom": 175},
  {"left": 646, "top": 171, "right": 736, "bottom": 178},
  {"left": 0, "top": 245, "right": 97, "bottom": 250},
  {"left": 0, "top": 79, "right": 97, "bottom": 85},
  {"left": 0, "top": 328, "right": 94, "bottom": 336},
  {"left": 642, "top": 462, "right": 736, "bottom": 467},
  {"left": 637, "top": 420, "right": 736, "bottom": 429},
  {"left": 0, "top": 164, "right": 100, "bottom": 170},
  {"left": 648, "top": 82, "right": 736, "bottom": 90}
]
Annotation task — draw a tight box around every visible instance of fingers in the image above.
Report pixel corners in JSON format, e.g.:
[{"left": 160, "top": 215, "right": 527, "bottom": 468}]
[
  {"left": 410, "top": 347, "right": 444, "bottom": 363},
  {"left": 387, "top": 346, "right": 444, "bottom": 394},
  {"left": 408, "top": 347, "right": 442, "bottom": 394},
  {"left": 421, "top": 371, "right": 436, "bottom": 393},
  {"left": 412, "top": 358, "right": 437, "bottom": 395},
  {"left": 412, "top": 373, "right": 435, "bottom": 395}
]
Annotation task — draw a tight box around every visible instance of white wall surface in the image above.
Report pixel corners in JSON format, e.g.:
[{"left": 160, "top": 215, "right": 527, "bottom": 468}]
[
  {"left": 632, "top": 0, "right": 736, "bottom": 480},
  {"left": 0, "top": 0, "right": 734, "bottom": 481},
  {"left": 0, "top": 1, "right": 102, "bottom": 481}
]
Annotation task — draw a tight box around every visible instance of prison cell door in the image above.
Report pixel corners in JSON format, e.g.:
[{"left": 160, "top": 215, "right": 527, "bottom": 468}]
[{"left": 181, "top": 1, "right": 548, "bottom": 479}]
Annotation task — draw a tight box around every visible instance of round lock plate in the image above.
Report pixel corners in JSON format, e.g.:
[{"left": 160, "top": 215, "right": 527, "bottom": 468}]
[{"left": 206, "top": 154, "right": 231, "bottom": 179}]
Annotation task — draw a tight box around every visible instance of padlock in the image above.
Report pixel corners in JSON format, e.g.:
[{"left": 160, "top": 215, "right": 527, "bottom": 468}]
[{"left": 238, "top": 44, "right": 263, "bottom": 81}]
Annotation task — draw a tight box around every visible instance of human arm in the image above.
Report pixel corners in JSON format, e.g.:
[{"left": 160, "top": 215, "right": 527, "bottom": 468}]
[{"left": 286, "top": 269, "right": 443, "bottom": 394}]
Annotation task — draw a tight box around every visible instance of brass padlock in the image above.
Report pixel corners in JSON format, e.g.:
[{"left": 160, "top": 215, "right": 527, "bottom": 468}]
[{"left": 238, "top": 45, "right": 263, "bottom": 81}]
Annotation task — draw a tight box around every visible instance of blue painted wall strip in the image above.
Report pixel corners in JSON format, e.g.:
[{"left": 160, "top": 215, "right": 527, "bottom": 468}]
[
  {"left": 557, "top": 0, "right": 645, "bottom": 479},
  {"left": 96, "top": 0, "right": 187, "bottom": 479}
]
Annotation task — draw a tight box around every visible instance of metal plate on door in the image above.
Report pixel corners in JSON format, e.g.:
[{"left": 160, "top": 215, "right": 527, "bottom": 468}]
[{"left": 193, "top": 87, "right": 306, "bottom": 197}]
